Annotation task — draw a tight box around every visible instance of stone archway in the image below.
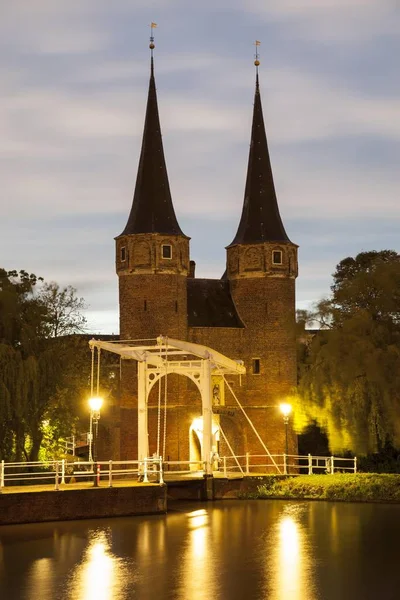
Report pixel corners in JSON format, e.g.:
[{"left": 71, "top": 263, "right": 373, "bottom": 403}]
[
  {"left": 189, "top": 425, "right": 202, "bottom": 470},
  {"left": 189, "top": 416, "right": 220, "bottom": 471}
]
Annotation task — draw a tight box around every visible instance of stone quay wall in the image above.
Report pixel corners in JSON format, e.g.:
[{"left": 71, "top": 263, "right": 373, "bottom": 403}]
[{"left": 0, "top": 485, "right": 167, "bottom": 526}]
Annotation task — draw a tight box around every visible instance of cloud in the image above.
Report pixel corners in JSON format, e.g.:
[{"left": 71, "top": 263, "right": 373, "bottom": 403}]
[
  {"left": 86, "top": 310, "right": 119, "bottom": 335},
  {"left": 0, "top": 0, "right": 399, "bottom": 333},
  {"left": 245, "top": 0, "right": 400, "bottom": 42},
  {"left": 262, "top": 69, "right": 400, "bottom": 143},
  {"left": 2, "top": 3, "right": 110, "bottom": 55},
  {"left": 275, "top": 161, "right": 400, "bottom": 220},
  {"left": 247, "top": 0, "right": 391, "bottom": 16},
  {"left": 1, "top": 81, "right": 398, "bottom": 227}
]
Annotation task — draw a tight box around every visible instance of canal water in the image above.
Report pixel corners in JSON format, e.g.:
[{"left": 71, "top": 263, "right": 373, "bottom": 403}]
[{"left": 0, "top": 500, "right": 399, "bottom": 600}]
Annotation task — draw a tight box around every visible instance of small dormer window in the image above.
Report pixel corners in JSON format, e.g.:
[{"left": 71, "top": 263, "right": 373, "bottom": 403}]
[
  {"left": 162, "top": 244, "right": 172, "bottom": 259},
  {"left": 272, "top": 250, "right": 282, "bottom": 265},
  {"left": 121, "top": 246, "right": 126, "bottom": 262}
]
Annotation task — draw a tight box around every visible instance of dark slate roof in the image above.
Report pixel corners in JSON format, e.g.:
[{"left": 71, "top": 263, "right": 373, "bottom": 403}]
[
  {"left": 119, "top": 57, "right": 186, "bottom": 238},
  {"left": 228, "top": 73, "right": 290, "bottom": 247},
  {"left": 187, "top": 279, "right": 244, "bottom": 328}
]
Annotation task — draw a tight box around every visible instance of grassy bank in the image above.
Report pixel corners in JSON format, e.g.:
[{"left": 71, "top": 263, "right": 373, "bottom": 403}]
[{"left": 252, "top": 473, "right": 400, "bottom": 503}]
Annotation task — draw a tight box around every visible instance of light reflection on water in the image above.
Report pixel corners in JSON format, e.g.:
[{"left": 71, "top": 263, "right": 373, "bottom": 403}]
[
  {"left": 177, "top": 509, "right": 219, "bottom": 600},
  {"left": 267, "top": 505, "right": 316, "bottom": 600},
  {"left": 1, "top": 500, "right": 400, "bottom": 600},
  {"left": 25, "top": 558, "right": 54, "bottom": 600},
  {"left": 67, "top": 531, "right": 131, "bottom": 600},
  {"left": 276, "top": 516, "right": 303, "bottom": 598}
]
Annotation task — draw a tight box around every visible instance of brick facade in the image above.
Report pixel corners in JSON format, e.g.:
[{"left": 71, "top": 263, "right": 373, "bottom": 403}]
[
  {"left": 106, "top": 55, "right": 298, "bottom": 469},
  {"left": 109, "top": 235, "right": 298, "bottom": 465}
]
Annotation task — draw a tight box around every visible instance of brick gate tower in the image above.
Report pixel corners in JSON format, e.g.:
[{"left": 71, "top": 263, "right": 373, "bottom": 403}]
[
  {"left": 113, "top": 41, "right": 298, "bottom": 464},
  {"left": 115, "top": 52, "right": 189, "bottom": 342},
  {"left": 224, "top": 66, "right": 298, "bottom": 456}
]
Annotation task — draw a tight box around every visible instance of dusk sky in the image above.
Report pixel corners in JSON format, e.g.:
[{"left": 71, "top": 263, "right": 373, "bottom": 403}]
[{"left": 1, "top": 1, "right": 399, "bottom": 334}]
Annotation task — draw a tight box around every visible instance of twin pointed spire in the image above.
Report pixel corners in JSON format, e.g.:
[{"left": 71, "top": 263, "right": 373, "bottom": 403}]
[
  {"left": 121, "top": 34, "right": 290, "bottom": 246},
  {"left": 120, "top": 25, "right": 186, "bottom": 237},
  {"left": 229, "top": 42, "right": 290, "bottom": 246}
]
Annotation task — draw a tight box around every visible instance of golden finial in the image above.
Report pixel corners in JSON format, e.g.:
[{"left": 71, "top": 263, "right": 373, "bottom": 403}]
[
  {"left": 149, "top": 22, "right": 157, "bottom": 50},
  {"left": 254, "top": 40, "right": 261, "bottom": 67}
]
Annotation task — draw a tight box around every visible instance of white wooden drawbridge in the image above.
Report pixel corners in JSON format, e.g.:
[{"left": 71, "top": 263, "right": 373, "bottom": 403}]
[{"left": 89, "top": 336, "right": 281, "bottom": 475}]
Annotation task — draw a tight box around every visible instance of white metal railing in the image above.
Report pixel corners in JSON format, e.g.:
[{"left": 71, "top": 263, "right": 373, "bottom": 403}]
[
  {"left": 216, "top": 453, "right": 357, "bottom": 476},
  {"left": 63, "top": 436, "right": 77, "bottom": 455},
  {"left": 62, "top": 433, "right": 90, "bottom": 455},
  {"left": 0, "top": 457, "right": 165, "bottom": 490},
  {"left": 0, "top": 453, "right": 357, "bottom": 490}
]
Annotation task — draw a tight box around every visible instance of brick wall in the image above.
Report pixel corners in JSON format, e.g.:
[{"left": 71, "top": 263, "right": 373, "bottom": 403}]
[
  {"left": 0, "top": 486, "right": 167, "bottom": 525},
  {"left": 119, "top": 274, "right": 188, "bottom": 340},
  {"left": 115, "top": 234, "right": 298, "bottom": 465}
]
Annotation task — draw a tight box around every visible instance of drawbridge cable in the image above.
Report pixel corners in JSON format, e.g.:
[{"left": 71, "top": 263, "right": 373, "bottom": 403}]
[
  {"left": 96, "top": 347, "right": 101, "bottom": 396},
  {"left": 162, "top": 337, "right": 168, "bottom": 460},
  {"left": 219, "top": 425, "right": 244, "bottom": 474},
  {"left": 156, "top": 343, "right": 162, "bottom": 457},
  {"left": 90, "top": 345, "right": 95, "bottom": 397},
  {"left": 221, "top": 374, "right": 281, "bottom": 474}
]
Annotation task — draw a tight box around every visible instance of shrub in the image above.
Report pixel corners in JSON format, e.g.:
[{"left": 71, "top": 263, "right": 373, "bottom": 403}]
[{"left": 255, "top": 473, "right": 400, "bottom": 503}]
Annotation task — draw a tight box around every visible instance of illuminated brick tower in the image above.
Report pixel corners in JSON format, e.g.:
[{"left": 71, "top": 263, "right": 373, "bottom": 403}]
[{"left": 113, "top": 39, "right": 298, "bottom": 464}]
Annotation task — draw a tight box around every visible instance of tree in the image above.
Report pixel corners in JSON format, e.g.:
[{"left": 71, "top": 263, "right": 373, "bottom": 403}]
[
  {"left": 296, "top": 251, "right": 400, "bottom": 455},
  {"left": 39, "top": 282, "right": 86, "bottom": 338},
  {"left": 0, "top": 269, "right": 88, "bottom": 461},
  {"left": 331, "top": 250, "right": 400, "bottom": 324},
  {"left": 0, "top": 269, "right": 46, "bottom": 460}
]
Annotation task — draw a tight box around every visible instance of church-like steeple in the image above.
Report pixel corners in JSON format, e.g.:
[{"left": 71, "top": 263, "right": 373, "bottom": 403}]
[
  {"left": 119, "top": 39, "right": 186, "bottom": 237},
  {"left": 228, "top": 60, "right": 290, "bottom": 247}
]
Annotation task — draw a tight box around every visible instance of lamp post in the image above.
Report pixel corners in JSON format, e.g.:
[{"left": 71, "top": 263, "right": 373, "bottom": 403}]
[
  {"left": 279, "top": 403, "right": 292, "bottom": 459},
  {"left": 89, "top": 396, "right": 103, "bottom": 487}
]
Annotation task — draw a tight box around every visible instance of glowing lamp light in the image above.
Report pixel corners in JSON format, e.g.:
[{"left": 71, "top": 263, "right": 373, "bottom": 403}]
[
  {"left": 279, "top": 403, "right": 292, "bottom": 418},
  {"left": 89, "top": 397, "right": 103, "bottom": 412},
  {"left": 192, "top": 417, "right": 203, "bottom": 435},
  {"left": 88, "top": 397, "right": 104, "bottom": 483},
  {"left": 191, "top": 417, "right": 220, "bottom": 438}
]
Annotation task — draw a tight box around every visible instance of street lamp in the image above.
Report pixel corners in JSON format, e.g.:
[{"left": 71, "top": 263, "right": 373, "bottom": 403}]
[
  {"left": 89, "top": 396, "right": 103, "bottom": 487},
  {"left": 279, "top": 403, "right": 292, "bottom": 457}
]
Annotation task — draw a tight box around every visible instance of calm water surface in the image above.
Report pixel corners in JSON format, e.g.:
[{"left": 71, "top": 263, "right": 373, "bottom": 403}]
[{"left": 0, "top": 500, "right": 399, "bottom": 600}]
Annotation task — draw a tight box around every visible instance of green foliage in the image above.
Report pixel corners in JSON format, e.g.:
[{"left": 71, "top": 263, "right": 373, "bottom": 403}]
[
  {"left": 255, "top": 473, "right": 400, "bottom": 503},
  {"left": 357, "top": 444, "right": 400, "bottom": 473},
  {"left": 332, "top": 250, "right": 400, "bottom": 319},
  {"left": 0, "top": 269, "right": 89, "bottom": 462},
  {"left": 296, "top": 251, "right": 400, "bottom": 455}
]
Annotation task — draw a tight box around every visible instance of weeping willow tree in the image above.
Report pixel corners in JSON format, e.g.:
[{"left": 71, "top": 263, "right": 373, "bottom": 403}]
[
  {"left": 0, "top": 269, "right": 87, "bottom": 461},
  {"left": 295, "top": 251, "right": 400, "bottom": 455}
]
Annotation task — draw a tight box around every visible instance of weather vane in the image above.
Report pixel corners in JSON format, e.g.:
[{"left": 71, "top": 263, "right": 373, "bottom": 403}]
[
  {"left": 150, "top": 22, "right": 157, "bottom": 54},
  {"left": 254, "top": 40, "right": 261, "bottom": 69}
]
